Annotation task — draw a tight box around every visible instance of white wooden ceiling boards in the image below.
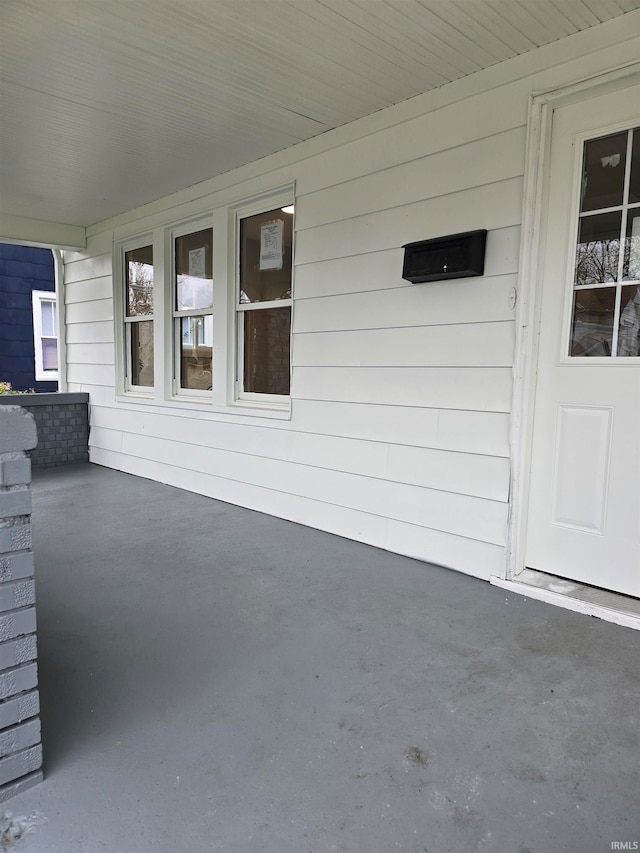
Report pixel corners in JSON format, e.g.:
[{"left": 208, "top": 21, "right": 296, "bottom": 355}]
[{"left": 1, "top": 0, "right": 639, "bottom": 236}]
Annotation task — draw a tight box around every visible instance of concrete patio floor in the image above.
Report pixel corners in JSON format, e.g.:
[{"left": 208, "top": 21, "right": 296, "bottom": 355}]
[{"left": 7, "top": 463, "right": 640, "bottom": 853}]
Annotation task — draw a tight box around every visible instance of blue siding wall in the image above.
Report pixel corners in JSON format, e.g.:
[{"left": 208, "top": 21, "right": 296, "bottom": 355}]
[{"left": 0, "top": 243, "right": 57, "bottom": 392}]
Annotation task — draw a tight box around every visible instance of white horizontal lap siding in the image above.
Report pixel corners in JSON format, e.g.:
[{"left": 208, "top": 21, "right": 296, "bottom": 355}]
[
  {"left": 291, "top": 401, "right": 510, "bottom": 457},
  {"left": 88, "top": 430, "right": 508, "bottom": 546},
  {"left": 292, "top": 367, "right": 512, "bottom": 413},
  {"left": 294, "top": 177, "right": 523, "bottom": 265},
  {"left": 293, "top": 322, "right": 514, "bottom": 368},
  {"left": 293, "top": 225, "right": 520, "bottom": 299},
  {"left": 63, "top": 250, "right": 116, "bottom": 399},
  {"left": 71, "top": 68, "right": 523, "bottom": 577},
  {"left": 89, "top": 407, "right": 509, "bottom": 501},
  {"left": 296, "top": 126, "right": 526, "bottom": 231},
  {"left": 283, "top": 81, "right": 525, "bottom": 568},
  {"left": 76, "top": 38, "right": 640, "bottom": 579},
  {"left": 89, "top": 444, "right": 507, "bottom": 580},
  {"left": 63, "top": 254, "right": 111, "bottom": 285}
]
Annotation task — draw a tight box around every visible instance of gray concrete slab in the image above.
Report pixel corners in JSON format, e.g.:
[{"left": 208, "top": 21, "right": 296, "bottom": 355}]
[{"left": 6, "top": 463, "right": 640, "bottom": 853}]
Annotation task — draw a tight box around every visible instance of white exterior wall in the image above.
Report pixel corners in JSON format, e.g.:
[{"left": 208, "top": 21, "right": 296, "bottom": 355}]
[{"left": 62, "top": 16, "right": 640, "bottom": 582}]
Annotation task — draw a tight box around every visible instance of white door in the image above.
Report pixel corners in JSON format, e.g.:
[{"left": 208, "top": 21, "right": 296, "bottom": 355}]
[{"left": 526, "top": 82, "right": 640, "bottom": 598}]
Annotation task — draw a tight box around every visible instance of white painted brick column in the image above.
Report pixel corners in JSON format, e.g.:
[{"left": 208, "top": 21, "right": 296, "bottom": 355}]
[{"left": 0, "top": 406, "right": 42, "bottom": 801}]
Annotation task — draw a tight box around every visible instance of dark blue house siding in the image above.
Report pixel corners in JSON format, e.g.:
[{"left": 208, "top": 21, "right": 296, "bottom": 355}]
[{"left": 0, "top": 243, "right": 57, "bottom": 392}]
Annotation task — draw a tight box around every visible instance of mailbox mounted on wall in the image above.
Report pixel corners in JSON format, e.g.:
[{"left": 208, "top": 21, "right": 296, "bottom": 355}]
[{"left": 402, "top": 229, "right": 487, "bottom": 283}]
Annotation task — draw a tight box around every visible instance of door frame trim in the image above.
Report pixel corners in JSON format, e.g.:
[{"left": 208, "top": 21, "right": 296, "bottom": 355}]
[{"left": 506, "top": 61, "right": 640, "bottom": 582}]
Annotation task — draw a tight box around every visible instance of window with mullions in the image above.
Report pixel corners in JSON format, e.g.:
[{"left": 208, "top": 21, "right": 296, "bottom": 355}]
[
  {"left": 570, "top": 126, "right": 640, "bottom": 357},
  {"left": 124, "top": 245, "right": 154, "bottom": 388},
  {"left": 32, "top": 290, "right": 58, "bottom": 382},
  {"left": 173, "top": 226, "right": 213, "bottom": 394},
  {"left": 237, "top": 205, "right": 293, "bottom": 398}
]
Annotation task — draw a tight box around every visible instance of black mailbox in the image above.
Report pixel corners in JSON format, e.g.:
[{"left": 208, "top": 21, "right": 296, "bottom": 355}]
[{"left": 402, "top": 229, "right": 487, "bottom": 283}]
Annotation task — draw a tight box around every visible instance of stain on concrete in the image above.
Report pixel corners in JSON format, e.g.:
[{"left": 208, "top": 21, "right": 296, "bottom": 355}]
[
  {"left": 405, "top": 746, "right": 428, "bottom": 767},
  {"left": 509, "top": 765, "right": 547, "bottom": 783},
  {"left": 0, "top": 812, "right": 46, "bottom": 850}
]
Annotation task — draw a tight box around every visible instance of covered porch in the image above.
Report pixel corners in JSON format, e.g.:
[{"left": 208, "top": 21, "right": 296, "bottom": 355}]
[{"left": 9, "top": 463, "right": 640, "bottom": 852}]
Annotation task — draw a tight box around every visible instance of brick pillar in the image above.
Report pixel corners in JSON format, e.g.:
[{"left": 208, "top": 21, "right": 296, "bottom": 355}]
[{"left": 0, "top": 406, "right": 42, "bottom": 801}]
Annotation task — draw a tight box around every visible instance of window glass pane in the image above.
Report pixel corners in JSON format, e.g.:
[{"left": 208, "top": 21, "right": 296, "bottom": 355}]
[
  {"left": 130, "top": 320, "right": 154, "bottom": 386},
  {"left": 175, "top": 228, "right": 213, "bottom": 311},
  {"left": 239, "top": 208, "right": 293, "bottom": 304},
  {"left": 41, "top": 300, "right": 56, "bottom": 337},
  {"left": 180, "top": 316, "right": 212, "bottom": 390},
  {"left": 617, "top": 285, "right": 640, "bottom": 357},
  {"left": 126, "top": 246, "right": 153, "bottom": 317},
  {"left": 42, "top": 338, "right": 57, "bottom": 371},
  {"left": 623, "top": 211, "right": 640, "bottom": 281},
  {"left": 629, "top": 128, "right": 640, "bottom": 204},
  {"left": 243, "top": 307, "right": 291, "bottom": 395},
  {"left": 580, "top": 131, "right": 627, "bottom": 212},
  {"left": 575, "top": 211, "right": 622, "bottom": 286},
  {"left": 570, "top": 287, "right": 616, "bottom": 357}
]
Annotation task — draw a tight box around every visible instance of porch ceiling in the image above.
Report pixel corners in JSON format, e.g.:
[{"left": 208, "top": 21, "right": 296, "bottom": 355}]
[{"left": 1, "top": 0, "right": 639, "bottom": 243}]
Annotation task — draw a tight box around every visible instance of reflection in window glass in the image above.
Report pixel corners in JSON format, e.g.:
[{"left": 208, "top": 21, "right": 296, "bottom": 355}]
[
  {"left": 618, "top": 286, "right": 640, "bottom": 357},
  {"left": 575, "top": 212, "right": 621, "bottom": 286},
  {"left": 175, "top": 229, "right": 213, "bottom": 311},
  {"left": 130, "top": 320, "right": 154, "bottom": 386},
  {"left": 623, "top": 212, "right": 640, "bottom": 281},
  {"left": 570, "top": 288, "right": 616, "bottom": 357},
  {"left": 629, "top": 128, "right": 640, "bottom": 204},
  {"left": 126, "top": 246, "right": 153, "bottom": 317},
  {"left": 243, "top": 307, "right": 291, "bottom": 395},
  {"left": 580, "top": 131, "right": 627, "bottom": 212},
  {"left": 173, "top": 226, "right": 213, "bottom": 393},
  {"left": 179, "top": 316, "right": 212, "bottom": 391}
]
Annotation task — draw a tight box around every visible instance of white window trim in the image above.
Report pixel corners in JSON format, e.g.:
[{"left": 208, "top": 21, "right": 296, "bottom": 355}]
[
  {"left": 114, "top": 234, "right": 155, "bottom": 397},
  {"left": 170, "top": 217, "right": 214, "bottom": 400},
  {"left": 233, "top": 190, "right": 294, "bottom": 408},
  {"left": 112, "top": 184, "right": 294, "bottom": 419},
  {"left": 32, "top": 289, "right": 59, "bottom": 382}
]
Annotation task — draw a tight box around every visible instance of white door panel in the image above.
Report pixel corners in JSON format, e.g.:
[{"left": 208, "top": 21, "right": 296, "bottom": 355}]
[{"left": 526, "top": 83, "right": 640, "bottom": 597}]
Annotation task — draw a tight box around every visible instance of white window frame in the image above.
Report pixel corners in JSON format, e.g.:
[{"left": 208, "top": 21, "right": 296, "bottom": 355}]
[
  {"left": 234, "top": 191, "right": 294, "bottom": 406},
  {"left": 114, "top": 236, "right": 155, "bottom": 396},
  {"left": 32, "top": 289, "right": 59, "bottom": 382},
  {"left": 171, "top": 218, "right": 214, "bottom": 400}
]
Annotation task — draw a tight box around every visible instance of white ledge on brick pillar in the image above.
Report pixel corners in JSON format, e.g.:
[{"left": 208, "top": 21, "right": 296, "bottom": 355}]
[{"left": 0, "top": 406, "right": 42, "bottom": 801}]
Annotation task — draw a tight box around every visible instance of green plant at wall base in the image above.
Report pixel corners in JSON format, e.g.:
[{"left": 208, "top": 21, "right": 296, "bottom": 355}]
[{"left": 0, "top": 382, "right": 35, "bottom": 395}]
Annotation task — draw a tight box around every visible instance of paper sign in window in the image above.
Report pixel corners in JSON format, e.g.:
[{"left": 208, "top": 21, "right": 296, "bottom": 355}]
[
  {"left": 260, "top": 220, "right": 284, "bottom": 270},
  {"left": 189, "top": 247, "right": 206, "bottom": 278}
]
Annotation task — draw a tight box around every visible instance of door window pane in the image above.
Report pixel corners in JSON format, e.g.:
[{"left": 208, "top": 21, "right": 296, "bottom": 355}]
[
  {"left": 570, "top": 287, "right": 616, "bottom": 357},
  {"left": 243, "top": 307, "right": 291, "bottom": 395},
  {"left": 629, "top": 128, "right": 640, "bottom": 204},
  {"left": 623, "top": 211, "right": 640, "bottom": 281},
  {"left": 175, "top": 229, "right": 213, "bottom": 311},
  {"left": 130, "top": 320, "right": 154, "bottom": 386},
  {"left": 126, "top": 246, "right": 153, "bottom": 317},
  {"left": 617, "top": 285, "right": 640, "bottom": 357},
  {"left": 575, "top": 211, "right": 621, "bottom": 286},
  {"left": 580, "top": 131, "right": 627, "bottom": 212}
]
